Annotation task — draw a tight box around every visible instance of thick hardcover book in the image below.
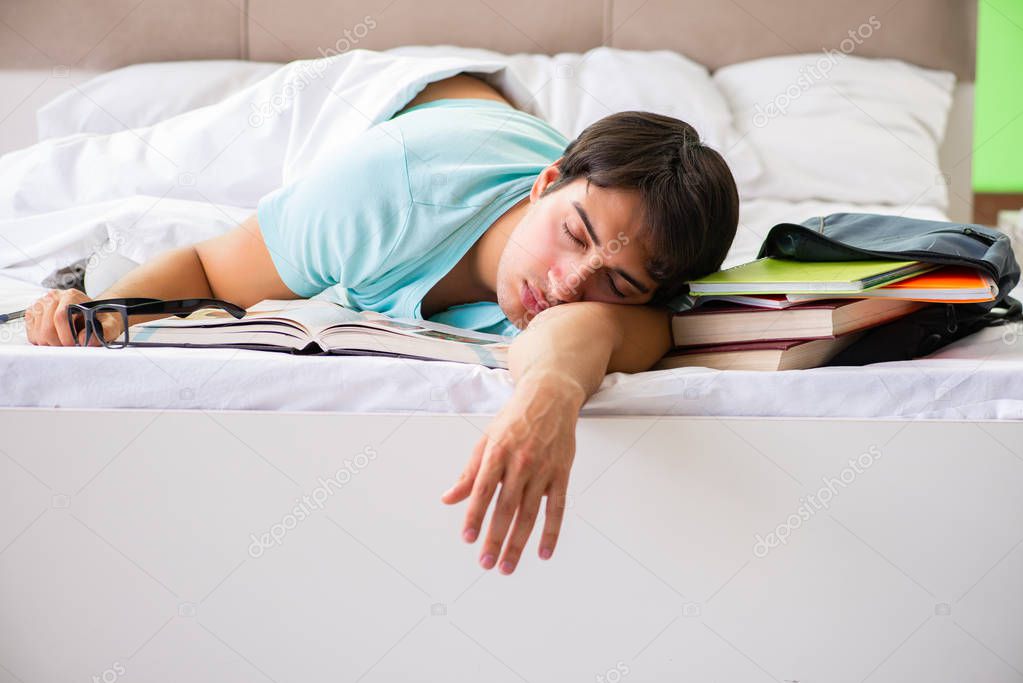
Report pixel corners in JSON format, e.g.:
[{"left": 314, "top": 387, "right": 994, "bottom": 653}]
[
  {"left": 672, "top": 297, "right": 926, "bottom": 346},
  {"left": 655, "top": 332, "right": 866, "bottom": 372}
]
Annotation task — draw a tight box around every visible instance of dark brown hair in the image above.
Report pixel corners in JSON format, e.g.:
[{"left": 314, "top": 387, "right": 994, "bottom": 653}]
[{"left": 540, "top": 111, "right": 739, "bottom": 304}]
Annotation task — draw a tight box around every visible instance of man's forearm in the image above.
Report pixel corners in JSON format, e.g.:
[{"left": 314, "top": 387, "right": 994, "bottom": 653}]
[
  {"left": 508, "top": 302, "right": 673, "bottom": 407},
  {"left": 95, "top": 245, "right": 215, "bottom": 325},
  {"left": 508, "top": 304, "right": 613, "bottom": 402}
]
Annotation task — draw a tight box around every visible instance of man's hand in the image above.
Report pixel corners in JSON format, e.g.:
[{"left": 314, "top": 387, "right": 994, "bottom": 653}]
[
  {"left": 440, "top": 372, "right": 585, "bottom": 574},
  {"left": 25, "top": 288, "right": 123, "bottom": 346}
]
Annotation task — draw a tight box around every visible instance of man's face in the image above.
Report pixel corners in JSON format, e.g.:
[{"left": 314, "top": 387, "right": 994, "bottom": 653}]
[{"left": 496, "top": 163, "right": 659, "bottom": 329}]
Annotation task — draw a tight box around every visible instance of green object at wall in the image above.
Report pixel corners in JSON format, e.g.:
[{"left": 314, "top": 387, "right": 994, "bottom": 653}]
[{"left": 973, "top": 0, "right": 1023, "bottom": 193}]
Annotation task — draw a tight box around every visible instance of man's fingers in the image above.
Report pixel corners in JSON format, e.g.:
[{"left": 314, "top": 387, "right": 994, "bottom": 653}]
[
  {"left": 442, "top": 435, "right": 486, "bottom": 506},
  {"left": 24, "top": 294, "right": 45, "bottom": 345},
  {"left": 461, "top": 441, "right": 505, "bottom": 548},
  {"left": 53, "top": 293, "right": 78, "bottom": 346},
  {"left": 34, "top": 293, "right": 60, "bottom": 346},
  {"left": 77, "top": 325, "right": 101, "bottom": 347},
  {"left": 478, "top": 455, "right": 527, "bottom": 571},
  {"left": 499, "top": 477, "right": 546, "bottom": 574},
  {"left": 539, "top": 478, "right": 570, "bottom": 560}
]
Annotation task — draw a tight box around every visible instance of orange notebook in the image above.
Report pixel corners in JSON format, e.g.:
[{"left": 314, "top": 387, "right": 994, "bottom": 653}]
[{"left": 785, "top": 265, "right": 997, "bottom": 303}]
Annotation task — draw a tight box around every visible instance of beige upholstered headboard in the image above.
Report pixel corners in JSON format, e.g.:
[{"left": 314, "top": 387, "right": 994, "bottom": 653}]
[
  {"left": 0, "top": 0, "right": 979, "bottom": 222},
  {"left": 0, "top": 0, "right": 976, "bottom": 80}
]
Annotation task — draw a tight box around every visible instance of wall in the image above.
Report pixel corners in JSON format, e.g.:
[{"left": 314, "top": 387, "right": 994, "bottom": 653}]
[{"left": 973, "top": 0, "right": 1023, "bottom": 193}]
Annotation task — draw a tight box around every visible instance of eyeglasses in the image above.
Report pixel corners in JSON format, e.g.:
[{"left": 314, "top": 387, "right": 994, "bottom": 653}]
[{"left": 67, "top": 297, "right": 247, "bottom": 348}]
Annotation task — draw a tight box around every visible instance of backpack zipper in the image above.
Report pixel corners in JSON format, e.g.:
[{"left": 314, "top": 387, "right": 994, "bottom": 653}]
[
  {"left": 961, "top": 226, "right": 998, "bottom": 245},
  {"left": 946, "top": 303, "right": 958, "bottom": 333}
]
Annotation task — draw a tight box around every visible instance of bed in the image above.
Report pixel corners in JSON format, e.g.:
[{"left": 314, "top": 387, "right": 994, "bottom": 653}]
[{"left": 3, "top": 2, "right": 1022, "bottom": 682}]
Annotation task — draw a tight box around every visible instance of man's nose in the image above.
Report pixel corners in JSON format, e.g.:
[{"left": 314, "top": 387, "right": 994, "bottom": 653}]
[{"left": 549, "top": 260, "right": 591, "bottom": 304}]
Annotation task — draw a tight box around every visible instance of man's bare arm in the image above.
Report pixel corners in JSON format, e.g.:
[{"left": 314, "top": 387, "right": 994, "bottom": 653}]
[
  {"left": 26, "top": 213, "right": 302, "bottom": 345},
  {"left": 441, "top": 301, "right": 672, "bottom": 574}
]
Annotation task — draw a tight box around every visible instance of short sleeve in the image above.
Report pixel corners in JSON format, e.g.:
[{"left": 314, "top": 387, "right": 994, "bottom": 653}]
[{"left": 256, "top": 124, "right": 413, "bottom": 298}]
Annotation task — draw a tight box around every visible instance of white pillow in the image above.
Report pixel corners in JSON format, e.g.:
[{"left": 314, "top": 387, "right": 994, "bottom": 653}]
[
  {"left": 570, "top": 47, "right": 763, "bottom": 187},
  {"left": 36, "top": 60, "right": 282, "bottom": 140},
  {"left": 389, "top": 45, "right": 764, "bottom": 187},
  {"left": 713, "top": 53, "right": 955, "bottom": 210}
]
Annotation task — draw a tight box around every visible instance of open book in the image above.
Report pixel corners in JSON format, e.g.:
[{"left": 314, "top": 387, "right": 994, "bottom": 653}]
[{"left": 126, "top": 299, "right": 511, "bottom": 368}]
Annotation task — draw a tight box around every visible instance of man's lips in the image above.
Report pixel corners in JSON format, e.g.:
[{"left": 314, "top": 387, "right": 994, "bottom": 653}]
[{"left": 520, "top": 281, "right": 549, "bottom": 315}]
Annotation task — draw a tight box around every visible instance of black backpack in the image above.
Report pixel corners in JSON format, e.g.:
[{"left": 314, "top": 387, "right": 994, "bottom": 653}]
[{"left": 752, "top": 213, "right": 1023, "bottom": 365}]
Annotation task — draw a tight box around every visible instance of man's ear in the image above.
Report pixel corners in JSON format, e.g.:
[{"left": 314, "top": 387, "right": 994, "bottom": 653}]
[{"left": 529, "top": 158, "right": 562, "bottom": 203}]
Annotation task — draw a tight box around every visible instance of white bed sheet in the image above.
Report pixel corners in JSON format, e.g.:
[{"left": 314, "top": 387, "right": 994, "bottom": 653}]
[{"left": 4, "top": 199, "right": 1021, "bottom": 421}]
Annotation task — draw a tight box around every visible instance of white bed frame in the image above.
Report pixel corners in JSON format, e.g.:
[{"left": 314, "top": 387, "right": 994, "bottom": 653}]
[
  {"left": 2, "top": 409, "right": 1021, "bottom": 681},
  {"left": 4, "top": 2, "right": 1019, "bottom": 681}
]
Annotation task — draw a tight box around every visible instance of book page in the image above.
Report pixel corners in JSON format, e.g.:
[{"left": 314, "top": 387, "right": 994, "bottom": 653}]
[
  {"left": 245, "top": 300, "right": 367, "bottom": 334},
  {"left": 131, "top": 307, "right": 310, "bottom": 336},
  {"left": 135, "top": 299, "right": 362, "bottom": 339},
  {"left": 318, "top": 308, "right": 511, "bottom": 344}
]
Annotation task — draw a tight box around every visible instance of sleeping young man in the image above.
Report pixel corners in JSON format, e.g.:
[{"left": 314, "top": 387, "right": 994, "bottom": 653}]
[{"left": 24, "top": 73, "right": 739, "bottom": 576}]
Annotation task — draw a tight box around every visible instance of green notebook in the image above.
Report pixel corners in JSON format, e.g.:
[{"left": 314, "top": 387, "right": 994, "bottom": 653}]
[{"left": 688, "top": 257, "right": 938, "bottom": 295}]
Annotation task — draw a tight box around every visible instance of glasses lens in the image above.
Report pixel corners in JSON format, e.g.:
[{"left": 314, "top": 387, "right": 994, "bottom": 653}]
[{"left": 93, "top": 305, "right": 129, "bottom": 349}]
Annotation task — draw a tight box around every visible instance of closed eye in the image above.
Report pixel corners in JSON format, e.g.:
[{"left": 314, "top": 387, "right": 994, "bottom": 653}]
[
  {"left": 563, "top": 221, "right": 626, "bottom": 297},
  {"left": 606, "top": 273, "right": 626, "bottom": 298},
  {"left": 562, "top": 222, "right": 585, "bottom": 248}
]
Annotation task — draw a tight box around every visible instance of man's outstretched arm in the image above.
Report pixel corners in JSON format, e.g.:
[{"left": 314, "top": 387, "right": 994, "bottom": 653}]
[{"left": 440, "top": 301, "right": 673, "bottom": 574}]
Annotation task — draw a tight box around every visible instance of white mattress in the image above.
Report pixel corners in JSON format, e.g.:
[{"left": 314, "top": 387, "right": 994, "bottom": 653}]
[{"left": 4, "top": 211, "right": 1023, "bottom": 421}]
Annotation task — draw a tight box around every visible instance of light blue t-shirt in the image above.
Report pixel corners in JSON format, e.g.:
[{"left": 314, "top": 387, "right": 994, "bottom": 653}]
[{"left": 256, "top": 98, "right": 569, "bottom": 337}]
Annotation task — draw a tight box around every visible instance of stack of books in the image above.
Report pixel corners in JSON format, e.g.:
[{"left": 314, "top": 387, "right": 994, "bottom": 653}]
[{"left": 656, "top": 258, "right": 998, "bottom": 371}]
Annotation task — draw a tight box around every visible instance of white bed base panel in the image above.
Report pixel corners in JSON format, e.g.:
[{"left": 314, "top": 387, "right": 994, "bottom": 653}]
[{"left": 1, "top": 409, "right": 1021, "bottom": 683}]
